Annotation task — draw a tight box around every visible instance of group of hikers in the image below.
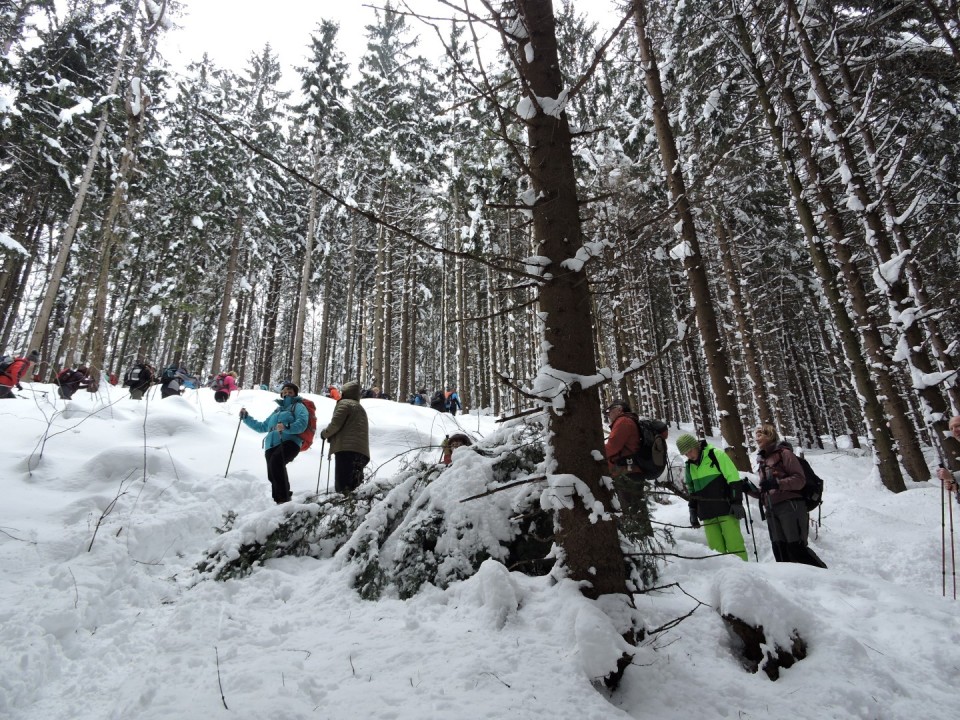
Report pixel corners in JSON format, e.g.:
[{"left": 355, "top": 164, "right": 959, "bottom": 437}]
[
  {"left": 8, "top": 346, "right": 960, "bottom": 570},
  {"left": 600, "top": 398, "right": 960, "bottom": 570},
  {"left": 237, "top": 379, "right": 474, "bottom": 505}
]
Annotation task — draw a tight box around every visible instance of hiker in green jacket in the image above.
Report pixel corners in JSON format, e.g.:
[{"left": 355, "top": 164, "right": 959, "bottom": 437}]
[{"left": 676, "top": 433, "right": 748, "bottom": 561}]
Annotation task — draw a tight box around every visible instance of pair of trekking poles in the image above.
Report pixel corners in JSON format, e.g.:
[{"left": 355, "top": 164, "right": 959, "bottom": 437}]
[
  {"left": 941, "top": 469, "right": 957, "bottom": 600},
  {"left": 224, "top": 418, "right": 333, "bottom": 495}
]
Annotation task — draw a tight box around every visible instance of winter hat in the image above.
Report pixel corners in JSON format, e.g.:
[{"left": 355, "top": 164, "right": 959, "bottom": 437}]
[
  {"left": 27, "top": 349, "right": 40, "bottom": 363},
  {"left": 675, "top": 433, "right": 699, "bottom": 455},
  {"left": 606, "top": 399, "right": 630, "bottom": 413},
  {"left": 281, "top": 381, "right": 300, "bottom": 395}
]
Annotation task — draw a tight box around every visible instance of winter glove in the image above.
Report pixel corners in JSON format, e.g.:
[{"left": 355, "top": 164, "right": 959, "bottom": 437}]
[
  {"left": 759, "top": 476, "right": 779, "bottom": 493},
  {"left": 688, "top": 506, "right": 700, "bottom": 529},
  {"left": 239, "top": 408, "right": 248, "bottom": 419},
  {"left": 740, "top": 478, "right": 760, "bottom": 495},
  {"left": 730, "top": 503, "right": 746, "bottom": 521}
]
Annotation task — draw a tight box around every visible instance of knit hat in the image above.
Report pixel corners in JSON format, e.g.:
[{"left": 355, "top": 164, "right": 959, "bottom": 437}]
[
  {"left": 281, "top": 381, "right": 300, "bottom": 395},
  {"left": 27, "top": 349, "right": 40, "bottom": 363},
  {"left": 675, "top": 433, "right": 699, "bottom": 455}
]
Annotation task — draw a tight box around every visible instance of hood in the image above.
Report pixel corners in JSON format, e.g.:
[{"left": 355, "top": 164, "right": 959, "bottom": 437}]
[{"left": 341, "top": 381, "right": 361, "bottom": 401}]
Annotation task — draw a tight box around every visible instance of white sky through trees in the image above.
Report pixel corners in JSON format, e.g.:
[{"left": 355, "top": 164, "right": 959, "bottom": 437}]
[{"left": 162, "top": 0, "right": 622, "bottom": 90}]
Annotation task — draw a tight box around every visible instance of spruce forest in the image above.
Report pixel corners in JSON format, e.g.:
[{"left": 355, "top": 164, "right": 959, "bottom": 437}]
[{"left": 2, "top": 0, "right": 959, "bottom": 497}]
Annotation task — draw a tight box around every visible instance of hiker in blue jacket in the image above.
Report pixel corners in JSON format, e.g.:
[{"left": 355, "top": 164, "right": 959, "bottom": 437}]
[{"left": 239, "top": 381, "right": 309, "bottom": 504}]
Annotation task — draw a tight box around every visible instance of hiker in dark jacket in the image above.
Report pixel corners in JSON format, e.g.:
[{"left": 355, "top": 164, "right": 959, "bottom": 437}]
[
  {"left": 124, "top": 361, "right": 153, "bottom": 400},
  {"left": 677, "top": 433, "right": 747, "bottom": 561},
  {"left": 240, "top": 381, "right": 309, "bottom": 504},
  {"left": 159, "top": 364, "right": 189, "bottom": 399},
  {"left": 57, "top": 366, "right": 92, "bottom": 399},
  {"left": 320, "top": 380, "right": 370, "bottom": 493},
  {"left": 747, "top": 424, "right": 826, "bottom": 568},
  {"left": 441, "top": 433, "right": 473, "bottom": 465},
  {"left": 363, "top": 385, "right": 387, "bottom": 399},
  {"left": 0, "top": 350, "right": 40, "bottom": 399},
  {"left": 445, "top": 388, "right": 462, "bottom": 415}
]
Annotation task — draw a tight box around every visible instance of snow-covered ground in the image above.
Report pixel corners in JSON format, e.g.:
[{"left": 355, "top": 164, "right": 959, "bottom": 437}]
[{"left": 1, "top": 383, "right": 957, "bottom": 719}]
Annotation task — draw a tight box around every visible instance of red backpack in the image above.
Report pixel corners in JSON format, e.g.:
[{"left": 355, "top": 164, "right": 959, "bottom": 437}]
[{"left": 296, "top": 398, "right": 318, "bottom": 453}]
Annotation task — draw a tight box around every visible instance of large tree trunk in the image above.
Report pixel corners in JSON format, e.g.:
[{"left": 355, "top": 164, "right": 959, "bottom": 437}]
[
  {"left": 513, "top": 0, "right": 631, "bottom": 601},
  {"left": 633, "top": 0, "right": 749, "bottom": 469}
]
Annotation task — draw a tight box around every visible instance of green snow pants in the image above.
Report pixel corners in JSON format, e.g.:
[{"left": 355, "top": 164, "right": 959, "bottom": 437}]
[{"left": 702, "top": 514, "right": 748, "bottom": 561}]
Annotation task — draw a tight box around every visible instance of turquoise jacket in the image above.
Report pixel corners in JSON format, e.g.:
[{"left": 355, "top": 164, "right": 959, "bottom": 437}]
[{"left": 243, "top": 395, "right": 309, "bottom": 450}]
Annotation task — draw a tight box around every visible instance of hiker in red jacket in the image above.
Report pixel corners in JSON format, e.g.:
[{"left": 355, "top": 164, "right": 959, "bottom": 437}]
[{"left": 0, "top": 350, "right": 40, "bottom": 399}]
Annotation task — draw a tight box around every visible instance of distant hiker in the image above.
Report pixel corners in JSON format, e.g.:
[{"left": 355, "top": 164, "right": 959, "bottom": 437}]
[
  {"left": 363, "top": 385, "right": 387, "bottom": 399},
  {"left": 212, "top": 371, "right": 239, "bottom": 403},
  {"left": 123, "top": 361, "right": 154, "bottom": 400},
  {"left": 56, "top": 366, "right": 92, "bottom": 399},
  {"left": 326, "top": 385, "right": 341, "bottom": 401},
  {"left": 0, "top": 350, "right": 40, "bottom": 399},
  {"left": 441, "top": 433, "right": 473, "bottom": 465},
  {"left": 676, "top": 433, "right": 748, "bottom": 562},
  {"left": 239, "top": 381, "right": 309, "bottom": 504},
  {"left": 429, "top": 389, "right": 446, "bottom": 412},
  {"left": 409, "top": 388, "right": 428, "bottom": 406},
  {"left": 320, "top": 380, "right": 370, "bottom": 494},
  {"left": 937, "top": 416, "right": 960, "bottom": 498},
  {"left": 159, "top": 364, "right": 189, "bottom": 399},
  {"left": 748, "top": 424, "right": 827, "bottom": 568},
  {"left": 445, "top": 387, "right": 462, "bottom": 415}
]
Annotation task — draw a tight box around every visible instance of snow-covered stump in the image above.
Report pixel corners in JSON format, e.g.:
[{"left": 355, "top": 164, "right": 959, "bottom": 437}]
[
  {"left": 720, "top": 613, "right": 807, "bottom": 680},
  {"left": 712, "top": 567, "right": 812, "bottom": 680}
]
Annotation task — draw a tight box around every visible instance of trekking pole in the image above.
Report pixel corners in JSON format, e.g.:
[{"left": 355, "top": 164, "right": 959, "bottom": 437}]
[
  {"left": 325, "top": 448, "right": 332, "bottom": 494},
  {"left": 943, "top": 473, "right": 948, "bottom": 597},
  {"left": 949, "top": 485, "right": 957, "bottom": 600},
  {"left": 225, "top": 416, "right": 242, "bottom": 478},
  {"left": 744, "top": 492, "right": 759, "bottom": 562},
  {"left": 316, "top": 439, "right": 326, "bottom": 495}
]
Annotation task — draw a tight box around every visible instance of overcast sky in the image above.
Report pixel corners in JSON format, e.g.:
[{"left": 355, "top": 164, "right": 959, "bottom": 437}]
[{"left": 161, "top": 0, "right": 623, "bottom": 90}]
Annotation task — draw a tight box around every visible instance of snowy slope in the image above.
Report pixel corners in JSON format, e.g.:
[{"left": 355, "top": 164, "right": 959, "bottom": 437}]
[{"left": 0, "top": 383, "right": 957, "bottom": 719}]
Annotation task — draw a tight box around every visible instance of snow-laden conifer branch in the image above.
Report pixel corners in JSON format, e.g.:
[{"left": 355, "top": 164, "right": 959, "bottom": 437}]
[{"left": 196, "top": 107, "right": 543, "bottom": 282}]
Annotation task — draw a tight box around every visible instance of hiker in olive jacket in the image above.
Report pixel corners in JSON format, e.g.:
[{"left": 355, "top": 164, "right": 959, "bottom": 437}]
[
  {"left": 677, "top": 433, "right": 747, "bottom": 561},
  {"left": 320, "top": 380, "right": 370, "bottom": 493}
]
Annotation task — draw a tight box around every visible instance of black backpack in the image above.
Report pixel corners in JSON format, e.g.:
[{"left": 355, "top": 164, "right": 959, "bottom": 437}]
[
  {"left": 124, "top": 365, "right": 143, "bottom": 387},
  {"left": 778, "top": 441, "right": 824, "bottom": 511},
  {"left": 623, "top": 417, "right": 669, "bottom": 480},
  {"left": 161, "top": 365, "right": 178, "bottom": 383},
  {"left": 430, "top": 390, "right": 446, "bottom": 411}
]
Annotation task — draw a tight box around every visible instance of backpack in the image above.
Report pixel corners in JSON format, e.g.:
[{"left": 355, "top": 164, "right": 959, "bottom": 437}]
[
  {"left": 212, "top": 373, "right": 227, "bottom": 390},
  {"left": 56, "top": 368, "right": 73, "bottom": 384},
  {"left": 161, "top": 365, "right": 178, "bottom": 383},
  {"left": 623, "top": 417, "right": 669, "bottom": 480},
  {"left": 777, "top": 441, "right": 824, "bottom": 511},
  {"left": 796, "top": 455, "right": 824, "bottom": 511},
  {"left": 430, "top": 390, "right": 446, "bottom": 411},
  {"left": 296, "top": 398, "right": 318, "bottom": 453},
  {"left": 0, "top": 355, "right": 13, "bottom": 379},
  {"left": 124, "top": 366, "right": 142, "bottom": 387}
]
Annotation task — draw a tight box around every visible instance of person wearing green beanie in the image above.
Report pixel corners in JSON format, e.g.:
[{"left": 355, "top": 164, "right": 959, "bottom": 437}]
[{"left": 679, "top": 434, "right": 748, "bottom": 561}]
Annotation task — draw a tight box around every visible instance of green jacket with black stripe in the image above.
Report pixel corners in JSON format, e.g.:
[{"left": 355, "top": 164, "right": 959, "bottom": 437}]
[{"left": 685, "top": 442, "right": 742, "bottom": 521}]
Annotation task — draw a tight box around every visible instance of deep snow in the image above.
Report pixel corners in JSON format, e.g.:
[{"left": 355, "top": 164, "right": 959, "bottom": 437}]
[{"left": 1, "top": 383, "right": 957, "bottom": 719}]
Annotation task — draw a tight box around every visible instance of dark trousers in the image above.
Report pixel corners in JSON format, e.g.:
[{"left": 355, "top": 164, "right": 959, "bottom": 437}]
[
  {"left": 768, "top": 499, "right": 827, "bottom": 568},
  {"left": 334, "top": 451, "right": 369, "bottom": 493},
  {"left": 265, "top": 440, "right": 300, "bottom": 504},
  {"left": 0, "top": 385, "right": 14, "bottom": 399},
  {"left": 214, "top": 390, "right": 228, "bottom": 403}
]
